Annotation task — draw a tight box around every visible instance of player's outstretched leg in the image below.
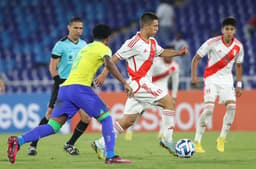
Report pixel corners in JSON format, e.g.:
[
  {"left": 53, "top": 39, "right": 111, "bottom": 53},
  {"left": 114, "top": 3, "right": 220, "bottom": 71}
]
[
  {"left": 27, "top": 116, "right": 49, "bottom": 156},
  {"left": 160, "top": 109, "right": 177, "bottom": 156},
  {"left": 94, "top": 114, "right": 130, "bottom": 164},
  {"left": 217, "top": 103, "right": 235, "bottom": 152},
  {"left": 7, "top": 119, "right": 62, "bottom": 164},
  {"left": 194, "top": 103, "right": 214, "bottom": 153}
]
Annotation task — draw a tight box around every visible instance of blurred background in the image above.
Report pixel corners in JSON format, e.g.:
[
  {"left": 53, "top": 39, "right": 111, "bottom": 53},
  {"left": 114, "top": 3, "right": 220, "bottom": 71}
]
[
  {"left": 0, "top": 0, "right": 255, "bottom": 93},
  {"left": 0, "top": 0, "right": 255, "bottom": 133}
]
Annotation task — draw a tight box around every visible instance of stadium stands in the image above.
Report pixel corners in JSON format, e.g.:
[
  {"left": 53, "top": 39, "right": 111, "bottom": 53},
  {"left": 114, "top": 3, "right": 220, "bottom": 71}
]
[{"left": 0, "top": 0, "right": 255, "bottom": 93}]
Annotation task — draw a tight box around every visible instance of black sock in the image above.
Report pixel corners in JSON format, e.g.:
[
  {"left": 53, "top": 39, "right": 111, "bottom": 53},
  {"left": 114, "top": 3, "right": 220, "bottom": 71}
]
[
  {"left": 30, "top": 117, "right": 49, "bottom": 148},
  {"left": 66, "top": 121, "right": 89, "bottom": 145}
]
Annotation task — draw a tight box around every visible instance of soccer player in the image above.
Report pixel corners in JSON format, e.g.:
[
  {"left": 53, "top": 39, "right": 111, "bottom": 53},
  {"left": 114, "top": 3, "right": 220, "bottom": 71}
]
[
  {"left": 27, "top": 17, "right": 89, "bottom": 156},
  {"left": 92, "top": 12, "right": 188, "bottom": 159},
  {"left": 191, "top": 17, "right": 243, "bottom": 153},
  {"left": 7, "top": 24, "right": 133, "bottom": 164},
  {"left": 125, "top": 56, "right": 180, "bottom": 140}
]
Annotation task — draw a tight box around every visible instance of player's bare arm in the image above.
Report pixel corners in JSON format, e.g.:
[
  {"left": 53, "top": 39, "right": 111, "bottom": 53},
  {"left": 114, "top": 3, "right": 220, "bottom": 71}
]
[
  {"left": 160, "top": 46, "right": 189, "bottom": 58},
  {"left": 235, "top": 63, "right": 243, "bottom": 97},
  {"left": 191, "top": 54, "right": 201, "bottom": 86},
  {"left": 0, "top": 79, "right": 5, "bottom": 93},
  {"left": 49, "top": 57, "right": 61, "bottom": 77},
  {"left": 104, "top": 55, "right": 133, "bottom": 97},
  {"left": 95, "top": 55, "right": 119, "bottom": 87}
]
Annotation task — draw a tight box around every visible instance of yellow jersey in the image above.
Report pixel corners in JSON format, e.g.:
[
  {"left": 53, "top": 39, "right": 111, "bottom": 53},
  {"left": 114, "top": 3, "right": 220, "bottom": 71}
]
[{"left": 62, "top": 41, "right": 112, "bottom": 86}]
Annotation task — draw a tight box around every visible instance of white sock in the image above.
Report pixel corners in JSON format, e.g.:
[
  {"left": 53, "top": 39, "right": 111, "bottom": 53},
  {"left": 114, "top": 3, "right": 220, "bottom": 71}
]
[
  {"left": 159, "top": 114, "right": 164, "bottom": 135},
  {"left": 220, "top": 104, "right": 236, "bottom": 139},
  {"left": 162, "top": 109, "right": 175, "bottom": 143},
  {"left": 194, "top": 103, "right": 214, "bottom": 143}
]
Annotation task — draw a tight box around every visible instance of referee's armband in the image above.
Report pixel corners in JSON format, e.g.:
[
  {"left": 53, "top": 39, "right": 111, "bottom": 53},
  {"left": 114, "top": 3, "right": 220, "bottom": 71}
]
[{"left": 236, "top": 81, "right": 242, "bottom": 88}]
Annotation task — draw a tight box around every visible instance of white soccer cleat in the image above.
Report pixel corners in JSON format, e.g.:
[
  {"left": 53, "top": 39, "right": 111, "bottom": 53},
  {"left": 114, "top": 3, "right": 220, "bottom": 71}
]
[
  {"left": 160, "top": 138, "right": 178, "bottom": 157},
  {"left": 91, "top": 140, "right": 105, "bottom": 160}
]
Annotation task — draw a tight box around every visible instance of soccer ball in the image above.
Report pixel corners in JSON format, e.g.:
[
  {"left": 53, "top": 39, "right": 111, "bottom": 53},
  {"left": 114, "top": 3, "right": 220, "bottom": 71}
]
[{"left": 175, "top": 138, "right": 195, "bottom": 158}]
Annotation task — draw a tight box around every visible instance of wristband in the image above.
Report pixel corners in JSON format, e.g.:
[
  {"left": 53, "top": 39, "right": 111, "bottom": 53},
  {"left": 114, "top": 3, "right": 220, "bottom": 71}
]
[{"left": 237, "top": 81, "right": 242, "bottom": 88}]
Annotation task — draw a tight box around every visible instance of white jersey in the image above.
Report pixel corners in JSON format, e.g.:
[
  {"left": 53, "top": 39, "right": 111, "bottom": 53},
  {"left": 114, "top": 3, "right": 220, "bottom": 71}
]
[
  {"left": 116, "top": 32, "right": 167, "bottom": 114},
  {"left": 151, "top": 57, "right": 179, "bottom": 98},
  {"left": 197, "top": 35, "right": 244, "bottom": 84},
  {"left": 116, "top": 32, "right": 164, "bottom": 82}
]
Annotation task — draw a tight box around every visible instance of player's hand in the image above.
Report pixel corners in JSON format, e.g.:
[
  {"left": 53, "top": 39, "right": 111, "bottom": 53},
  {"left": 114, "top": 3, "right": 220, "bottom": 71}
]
[
  {"left": 0, "top": 80, "right": 5, "bottom": 93},
  {"left": 94, "top": 74, "right": 106, "bottom": 87},
  {"left": 53, "top": 75, "right": 62, "bottom": 84},
  {"left": 178, "top": 46, "right": 189, "bottom": 56},
  {"left": 124, "top": 83, "right": 134, "bottom": 97},
  {"left": 191, "top": 76, "right": 201, "bottom": 89},
  {"left": 235, "top": 87, "right": 242, "bottom": 97}
]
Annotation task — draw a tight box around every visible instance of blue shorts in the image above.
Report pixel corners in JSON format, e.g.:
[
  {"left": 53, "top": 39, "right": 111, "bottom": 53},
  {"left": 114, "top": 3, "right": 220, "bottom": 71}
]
[{"left": 51, "top": 85, "right": 108, "bottom": 120}]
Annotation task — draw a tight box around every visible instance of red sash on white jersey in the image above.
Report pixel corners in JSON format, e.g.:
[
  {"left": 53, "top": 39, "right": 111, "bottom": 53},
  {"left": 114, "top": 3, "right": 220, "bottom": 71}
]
[
  {"left": 127, "top": 39, "right": 156, "bottom": 81},
  {"left": 204, "top": 45, "right": 240, "bottom": 78}
]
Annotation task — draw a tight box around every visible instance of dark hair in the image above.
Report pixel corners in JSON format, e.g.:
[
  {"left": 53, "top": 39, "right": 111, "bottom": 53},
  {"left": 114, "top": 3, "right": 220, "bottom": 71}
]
[
  {"left": 93, "top": 24, "right": 112, "bottom": 39},
  {"left": 140, "top": 12, "right": 158, "bottom": 28},
  {"left": 69, "top": 17, "right": 83, "bottom": 25},
  {"left": 222, "top": 17, "right": 236, "bottom": 27}
]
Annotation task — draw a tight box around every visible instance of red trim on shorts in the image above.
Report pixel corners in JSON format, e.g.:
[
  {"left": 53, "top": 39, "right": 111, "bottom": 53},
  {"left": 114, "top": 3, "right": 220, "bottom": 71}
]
[{"left": 204, "top": 45, "right": 240, "bottom": 78}]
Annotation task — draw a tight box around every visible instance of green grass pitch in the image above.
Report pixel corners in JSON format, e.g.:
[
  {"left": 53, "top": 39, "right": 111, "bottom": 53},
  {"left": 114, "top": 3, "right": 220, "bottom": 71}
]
[{"left": 0, "top": 132, "right": 255, "bottom": 169}]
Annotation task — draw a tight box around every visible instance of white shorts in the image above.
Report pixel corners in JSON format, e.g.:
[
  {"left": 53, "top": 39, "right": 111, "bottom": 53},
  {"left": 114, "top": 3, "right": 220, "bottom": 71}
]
[
  {"left": 123, "top": 77, "right": 168, "bottom": 115},
  {"left": 204, "top": 82, "right": 236, "bottom": 104}
]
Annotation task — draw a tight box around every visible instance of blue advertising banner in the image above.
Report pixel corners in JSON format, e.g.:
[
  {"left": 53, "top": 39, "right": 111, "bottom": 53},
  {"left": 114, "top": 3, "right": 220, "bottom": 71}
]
[{"left": 0, "top": 93, "right": 70, "bottom": 133}]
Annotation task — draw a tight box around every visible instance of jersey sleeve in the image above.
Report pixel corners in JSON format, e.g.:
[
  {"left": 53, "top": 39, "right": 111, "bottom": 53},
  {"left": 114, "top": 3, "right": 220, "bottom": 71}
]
[
  {"left": 235, "top": 45, "right": 244, "bottom": 63},
  {"left": 101, "top": 46, "right": 112, "bottom": 59},
  {"left": 51, "top": 41, "right": 63, "bottom": 58},
  {"left": 196, "top": 39, "right": 212, "bottom": 58},
  {"left": 155, "top": 39, "right": 164, "bottom": 56},
  {"left": 115, "top": 40, "right": 138, "bottom": 60}
]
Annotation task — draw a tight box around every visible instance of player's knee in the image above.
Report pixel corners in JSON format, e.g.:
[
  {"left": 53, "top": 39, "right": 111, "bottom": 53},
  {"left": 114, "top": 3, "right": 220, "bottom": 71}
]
[
  {"left": 204, "top": 103, "right": 214, "bottom": 115},
  {"left": 159, "top": 95, "right": 175, "bottom": 110},
  {"left": 199, "top": 103, "right": 214, "bottom": 126},
  {"left": 227, "top": 103, "right": 236, "bottom": 112},
  {"left": 127, "top": 117, "right": 137, "bottom": 127},
  {"left": 79, "top": 111, "right": 91, "bottom": 123},
  {"left": 97, "top": 111, "right": 110, "bottom": 122},
  {"left": 48, "top": 119, "right": 62, "bottom": 133},
  {"left": 119, "top": 115, "right": 137, "bottom": 129}
]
